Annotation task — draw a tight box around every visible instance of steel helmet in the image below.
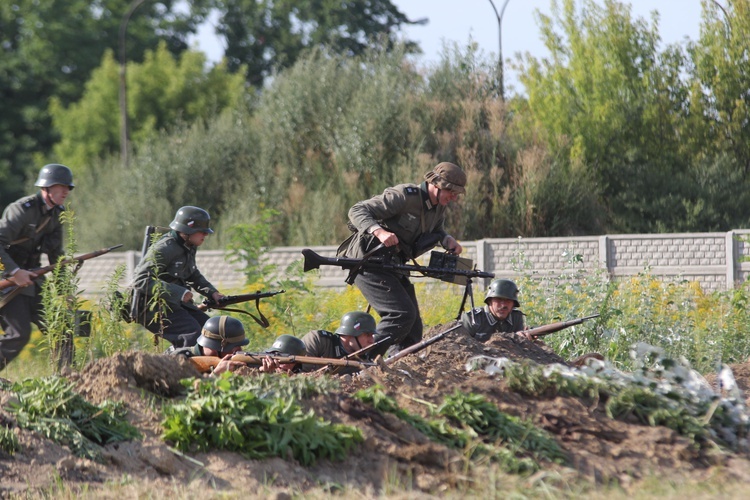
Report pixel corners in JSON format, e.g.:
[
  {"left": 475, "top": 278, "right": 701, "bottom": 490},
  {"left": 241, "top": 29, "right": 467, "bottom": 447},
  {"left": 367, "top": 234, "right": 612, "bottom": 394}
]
[
  {"left": 335, "top": 311, "right": 377, "bottom": 337},
  {"left": 424, "top": 162, "right": 466, "bottom": 194},
  {"left": 169, "top": 206, "right": 214, "bottom": 234},
  {"left": 35, "top": 164, "right": 75, "bottom": 189},
  {"left": 485, "top": 278, "right": 520, "bottom": 307},
  {"left": 197, "top": 316, "right": 249, "bottom": 352},
  {"left": 264, "top": 334, "right": 306, "bottom": 356}
]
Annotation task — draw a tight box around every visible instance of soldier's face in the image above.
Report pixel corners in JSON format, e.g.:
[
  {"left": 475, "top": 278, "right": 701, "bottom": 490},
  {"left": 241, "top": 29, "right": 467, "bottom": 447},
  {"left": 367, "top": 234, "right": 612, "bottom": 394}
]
[
  {"left": 187, "top": 231, "right": 208, "bottom": 246},
  {"left": 44, "top": 184, "right": 71, "bottom": 206},
  {"left": 487, "top": 297, "right": 515, "bottom": 320},
  {"left": 437, "top": 189, "right": 460, "bottom": 206}
]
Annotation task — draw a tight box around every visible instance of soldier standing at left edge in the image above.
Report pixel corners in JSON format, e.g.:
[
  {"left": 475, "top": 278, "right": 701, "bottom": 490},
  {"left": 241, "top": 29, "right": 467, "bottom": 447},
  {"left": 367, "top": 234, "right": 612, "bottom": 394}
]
[{"left": 0, "top": 164, "right": 74, "bottom": 370}]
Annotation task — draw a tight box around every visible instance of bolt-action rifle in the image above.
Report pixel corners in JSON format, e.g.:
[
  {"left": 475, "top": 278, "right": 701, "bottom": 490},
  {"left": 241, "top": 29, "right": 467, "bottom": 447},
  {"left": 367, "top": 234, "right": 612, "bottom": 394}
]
[
  {"left": 197, "top": 289, "right": 285, "bottom": 328},
  {"left": 315, "top": 336, "right": 392, "bottom": 375},
  {"left": 524, "top": 314, "right": 600, "bottom": 339},
  {"left": 190, "top": 352, "right": 376, "bottom": 374},
  {"left": 0, "top": 244, "right": 123, "bottom": 310},
  {"left": 383, "top": 323, "right": 463, "bottom": 366}
]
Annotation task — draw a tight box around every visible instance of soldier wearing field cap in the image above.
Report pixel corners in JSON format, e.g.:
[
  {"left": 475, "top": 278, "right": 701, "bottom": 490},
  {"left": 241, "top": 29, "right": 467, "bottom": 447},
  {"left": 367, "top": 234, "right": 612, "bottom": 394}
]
[
  {"left": 461, "top": 278, "right": 526, "bottom": 342},
  {"left": 337, "top": 162, "right": 466, "bottom": 357},
  {"left": 0, "top": 164, "right": 75, "bottom": 369},
  {"left": 132, "top": 206, "right": 225, "bottom": 348}
]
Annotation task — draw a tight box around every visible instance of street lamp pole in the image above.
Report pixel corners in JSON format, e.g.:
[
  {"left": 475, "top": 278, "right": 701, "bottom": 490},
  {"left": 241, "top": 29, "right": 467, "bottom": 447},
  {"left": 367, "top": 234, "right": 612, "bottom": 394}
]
[
  {"left": 119, "top": 0, "right": 147, "bottom": 167},
  {"left": 487, "top": 0, "right": 510, "bottom": 100}
]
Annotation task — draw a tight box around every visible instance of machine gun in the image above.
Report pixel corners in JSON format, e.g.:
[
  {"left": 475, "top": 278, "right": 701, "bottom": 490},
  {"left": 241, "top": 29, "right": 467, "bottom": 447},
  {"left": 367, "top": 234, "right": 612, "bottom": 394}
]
[
  {"left": 302, "top": 248, "right": 494, "bottom": 318},
  {"left": 197, "top": 290, "right": 285, "bottom": 328},
  {"left": 0, "top": 244, "right": 123, "bottom": 310}
]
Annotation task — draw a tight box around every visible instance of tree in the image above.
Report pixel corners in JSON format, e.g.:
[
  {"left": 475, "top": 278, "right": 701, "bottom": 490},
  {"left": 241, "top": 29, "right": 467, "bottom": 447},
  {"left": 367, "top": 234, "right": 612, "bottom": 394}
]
[
  {"left": 0, "top": 0, "right": 210, "bottom": 206},
  {"left": 203, "top": 0, "right": 422, "bottom": 87},
  {"left": 49, "top": 44, "right": 247, "bottom": 168},
  {"left": 512, "top": 0, "right": 693, "bottom": 232}
]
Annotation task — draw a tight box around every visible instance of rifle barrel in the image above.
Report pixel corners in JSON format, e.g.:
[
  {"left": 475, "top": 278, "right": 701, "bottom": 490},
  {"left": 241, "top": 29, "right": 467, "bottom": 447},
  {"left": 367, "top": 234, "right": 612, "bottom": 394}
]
[
  {"left": 526, "top": 313, "right": 600, "bottom": 338},
  {"left": 384, "top": 323, "right": 462, "bottom": 365}
]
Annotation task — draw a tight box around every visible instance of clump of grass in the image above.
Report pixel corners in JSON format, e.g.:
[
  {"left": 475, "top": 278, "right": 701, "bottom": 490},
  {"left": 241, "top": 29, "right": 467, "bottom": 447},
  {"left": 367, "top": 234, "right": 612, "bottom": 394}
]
[
  {"left": 161, "top": 374, "right": 362, "bottom": 465},
  {"left": 5, "top": 376, "right": 140, "bottom": 460}
]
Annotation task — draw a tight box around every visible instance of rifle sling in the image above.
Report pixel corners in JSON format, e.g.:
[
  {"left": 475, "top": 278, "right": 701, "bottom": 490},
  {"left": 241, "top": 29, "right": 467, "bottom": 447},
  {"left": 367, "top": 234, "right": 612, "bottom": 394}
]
[{"left": 215, "top": 297, "right": 270, "bottom": 328}]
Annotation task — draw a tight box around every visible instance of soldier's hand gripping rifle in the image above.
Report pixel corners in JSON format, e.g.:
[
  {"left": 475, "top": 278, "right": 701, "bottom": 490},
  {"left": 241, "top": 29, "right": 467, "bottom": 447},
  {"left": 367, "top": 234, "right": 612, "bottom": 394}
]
[
  {"left": 197, "top": 289, "right": 285, "bottom": 328},
  {"left": 190, "top": 352, "right": 376, "bottom": 374},
  {"left": 0, "top": 244, "right": 124, "bottom": 310},
  {"left": 524, "top": 314, "right": 600, "bottom": 339}
]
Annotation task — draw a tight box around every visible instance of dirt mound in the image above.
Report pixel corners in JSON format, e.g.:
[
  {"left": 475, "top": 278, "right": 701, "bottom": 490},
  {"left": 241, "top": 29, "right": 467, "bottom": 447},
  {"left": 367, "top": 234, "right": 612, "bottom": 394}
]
[{"left": 3, "top": 325, "right": 750, "bottom": 496}]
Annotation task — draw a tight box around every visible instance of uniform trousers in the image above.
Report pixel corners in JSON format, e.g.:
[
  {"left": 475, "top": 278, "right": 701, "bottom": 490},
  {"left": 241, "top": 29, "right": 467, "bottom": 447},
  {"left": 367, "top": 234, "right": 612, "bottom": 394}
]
[
  {"left": 354, "top": 270, "right": 422, "bottom": 356},
  {"left": 0, "top": 293, "right": 43, "bottom": 369},
  {"left": 142, "top": 305, "right": 208, "bottom": 348}
]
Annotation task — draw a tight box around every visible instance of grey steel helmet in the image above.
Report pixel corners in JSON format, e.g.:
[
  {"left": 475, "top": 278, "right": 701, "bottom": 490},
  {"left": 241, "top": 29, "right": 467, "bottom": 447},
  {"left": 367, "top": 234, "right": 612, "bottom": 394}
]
[
  {"left": 197, "top": 316, "right": 249, "bottom": 352},
  {"left": 335, "top": 311, "right": 377, "bottom": 337},
  {"left": 424, "top": 162, "right": 466, "bottom": 194},
  {"left": 169, "top": 206, "right": 214, "bottom": 234},
  {"left": 35, "top": 164, "right": 75, "bottom": 190},
  {"left": 485, "top": 278, "right": 520, "bottom": 307},
  {"left": 264, "top": 334, "right": 306, "bottom": 356}
]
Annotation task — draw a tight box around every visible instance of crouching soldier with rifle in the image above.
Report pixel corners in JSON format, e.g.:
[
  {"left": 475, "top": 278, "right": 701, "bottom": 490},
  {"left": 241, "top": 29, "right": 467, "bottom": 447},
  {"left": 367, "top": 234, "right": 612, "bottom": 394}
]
[{"left": 131, "top": 206, "right": 225, "bottom": 348}]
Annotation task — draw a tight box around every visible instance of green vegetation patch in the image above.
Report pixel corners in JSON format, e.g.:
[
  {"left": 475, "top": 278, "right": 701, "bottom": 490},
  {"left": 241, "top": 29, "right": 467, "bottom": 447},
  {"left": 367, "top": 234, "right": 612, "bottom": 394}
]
[
  {"left": 354, "top": 386, "right": 564, "bottom": 474},
  {"left": 0, "top": 425, "right": 20, "bottom": 455},
  {"left": 161, "top": 374, "right": 362, "bottom": 466},
  {"left": 2, "top": 377, "right": 140, "bottom": 460}
]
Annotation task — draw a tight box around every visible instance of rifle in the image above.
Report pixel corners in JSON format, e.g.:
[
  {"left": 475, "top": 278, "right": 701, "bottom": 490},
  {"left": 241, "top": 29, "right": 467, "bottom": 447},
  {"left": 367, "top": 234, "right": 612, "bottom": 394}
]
[
  {"left": 0, "top": 244, "right": 123, "bottom": 310},
  {"left": 384, "top": 323, "right": 463, "bottom": 366},
  {"left": 314, "top": 335, "right": 391, "bottom": 375},
  {"left": 197, "top": 289, "right": 285, "bottom": 328},
  {"left": 190, "top": 352, "right": 376, "bottom": 374},
  {"left": 525, "top": 314, "right": 600, "bottom": 339}
]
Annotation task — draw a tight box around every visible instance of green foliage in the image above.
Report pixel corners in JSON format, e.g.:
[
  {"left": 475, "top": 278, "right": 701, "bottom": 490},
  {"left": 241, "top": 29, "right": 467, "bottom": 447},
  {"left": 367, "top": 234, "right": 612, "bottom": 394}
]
[
  {"left": 5, "top": 376, "right": 140, "bottom": 461},
  {"left": 0, "top": 425, "right": 19, "bottom": 456},
  {"left": 207, "top": 0, "right": 419, "bottom": 87},
  {"left": 86, "top": 266, "right": 136, "bottom": 359},
  {"left": 50, "top": 44, "right": 247, "bottom": 170},
  {"left": 40, "top": 209, "right": 84, "bottom": 373},
  {"left": 162, "top": 374, "right": 362, "bottom": 465}
]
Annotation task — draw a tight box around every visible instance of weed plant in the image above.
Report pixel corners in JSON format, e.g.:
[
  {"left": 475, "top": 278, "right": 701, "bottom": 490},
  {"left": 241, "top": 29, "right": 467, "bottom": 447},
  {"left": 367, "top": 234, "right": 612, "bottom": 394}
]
[
  {"left": 2, "top": 376, "right": 140, "bottom": 461},
  {"left": 162, "top": 373, "right": 362, "bottom": 465}
]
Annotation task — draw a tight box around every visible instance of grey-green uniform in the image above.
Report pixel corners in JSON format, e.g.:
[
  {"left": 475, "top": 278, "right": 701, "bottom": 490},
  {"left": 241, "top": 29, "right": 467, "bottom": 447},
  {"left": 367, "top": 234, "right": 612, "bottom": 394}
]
[
  {"left": 300, "top": 329, "right": 355, "bottom": 374},
  {"left": 132, "top": 207, "right": 219, "bottom": 348},
  {"left": 0, "top": 164, "right": 72, "bottom": 368},
  {"left": 338, "top": 162, "right": 467, "bottom": 357},
  {"left": 461, "top": 306, "right": 526, "bottom": 342}
]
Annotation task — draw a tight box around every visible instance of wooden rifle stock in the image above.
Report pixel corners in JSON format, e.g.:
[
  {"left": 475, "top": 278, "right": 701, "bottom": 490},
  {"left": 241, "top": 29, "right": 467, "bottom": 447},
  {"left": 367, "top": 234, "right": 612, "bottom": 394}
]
[
  {"left": 0, "top": 244, "right": 123, "bottom": 310},
  {"left": 315, "top": 336, "right": 391, "bottom": 375},
  {"left": 384, "top": 323, "right": 463, "bottom": 365},
  {"left": 525, "top": 314, "right": 600, "bottom": 339},
  {"left": 190, "top": 353, "right": 376, "bottom": 374}
]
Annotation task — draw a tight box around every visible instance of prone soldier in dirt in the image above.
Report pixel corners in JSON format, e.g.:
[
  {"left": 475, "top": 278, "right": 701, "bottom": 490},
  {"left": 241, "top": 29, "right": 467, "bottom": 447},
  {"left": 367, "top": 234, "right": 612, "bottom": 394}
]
[
  {"left": 132, "top": 206, "right": 225, "bottom": 348},
  {"left": 337, "top": 162, "right": 466, "bottom": 357},
  {"left": 0, "top": 164, "right": 75, "bottom": 369},
  {"left": 258, "top": 334, "right": 307, "bottom": 374},
  {"left": 300, "top": 311, "right": 377, "bottom": 374},
  {"left": 169, "top": 315, "right": 248, "bottom": 375},
  {"left": 461, "top": 278, "right": 527, "bottom": 342}
]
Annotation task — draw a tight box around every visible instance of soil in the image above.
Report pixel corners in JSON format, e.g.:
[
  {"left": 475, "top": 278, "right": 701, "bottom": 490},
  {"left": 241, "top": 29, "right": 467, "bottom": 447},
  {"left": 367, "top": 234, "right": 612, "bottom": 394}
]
[{"left": 2, "top": 322, "right": 750, "bottom": 497}]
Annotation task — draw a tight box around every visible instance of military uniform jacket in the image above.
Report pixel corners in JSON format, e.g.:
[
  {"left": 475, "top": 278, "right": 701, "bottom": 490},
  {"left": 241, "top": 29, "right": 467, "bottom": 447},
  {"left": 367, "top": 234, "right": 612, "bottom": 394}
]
[
  {"left": 0, "top": 192, "right": 64, "bottom": 297},
  {"left": 300, "top": 329, "right": 361, "bottom": 375},
  {"left": 339, "top": 182, "right": 448, "bottom": 262},
  {"left": 461, "top": 306, "right": 526, "bottom": 342},
  {"left": 133, "top": 230, "right": 218, "bottom": 313}
]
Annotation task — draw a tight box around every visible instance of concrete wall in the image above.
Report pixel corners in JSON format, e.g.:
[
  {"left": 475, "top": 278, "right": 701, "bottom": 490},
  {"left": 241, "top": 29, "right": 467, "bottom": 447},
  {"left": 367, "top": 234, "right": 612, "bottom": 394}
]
[{"left": 74, "top": 230, "right": 750, "bottom": 298}]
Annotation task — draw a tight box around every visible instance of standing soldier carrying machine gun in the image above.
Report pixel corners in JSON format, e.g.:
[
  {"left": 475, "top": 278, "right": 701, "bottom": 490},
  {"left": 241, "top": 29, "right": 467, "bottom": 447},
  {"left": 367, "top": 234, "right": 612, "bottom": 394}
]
[{"left": 330, "top": 162, "right": 475, "bottom": 358}]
